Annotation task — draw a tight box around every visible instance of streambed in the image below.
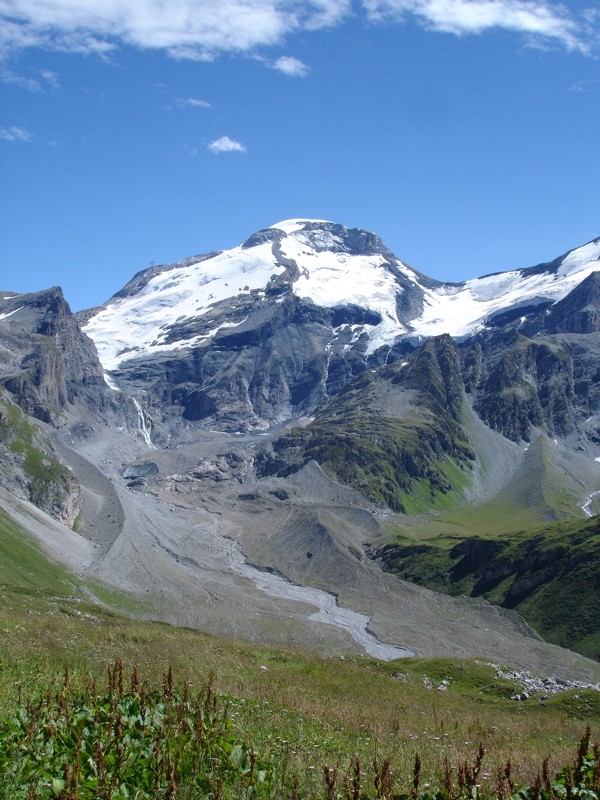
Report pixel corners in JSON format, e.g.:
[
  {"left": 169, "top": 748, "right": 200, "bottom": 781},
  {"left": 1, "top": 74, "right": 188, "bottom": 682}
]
[{"left": 221, "top": 536, "right": 414, "bottom": 660}]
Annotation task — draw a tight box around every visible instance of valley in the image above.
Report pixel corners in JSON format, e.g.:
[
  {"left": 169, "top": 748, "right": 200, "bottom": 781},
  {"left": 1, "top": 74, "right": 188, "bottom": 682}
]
[{"left": 1, "top": 219, "right": 600, "bottom": 684}]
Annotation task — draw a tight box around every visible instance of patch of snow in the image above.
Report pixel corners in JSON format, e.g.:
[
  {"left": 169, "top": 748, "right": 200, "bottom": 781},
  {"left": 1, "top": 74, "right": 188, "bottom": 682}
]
[
  {"left": 269, "top": 218, "right": 332, "bottom": 234},
  {"left": 412, "top": 246, "right": 600, "bottom": 339},
  {"left": 0, "top": 306, "right": 23, "bottom": 321},
  {"left": 557, "top": 239, "right": 600, "bottom": 277},
  {"left": 280, "top": 235, "right": 406, "bottom": 354},
  {"left": 84, "top": 241, "right": 282, "bottom": 373}
]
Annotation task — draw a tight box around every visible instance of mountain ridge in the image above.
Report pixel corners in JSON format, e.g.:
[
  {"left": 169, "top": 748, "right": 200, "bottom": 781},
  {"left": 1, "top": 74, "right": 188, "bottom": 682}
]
[
  {"left": 79, "top": 220, "right": 600, "bottom": 383},
  {"left": 2, "top": 219, "right": 600, "bottom": 673}
]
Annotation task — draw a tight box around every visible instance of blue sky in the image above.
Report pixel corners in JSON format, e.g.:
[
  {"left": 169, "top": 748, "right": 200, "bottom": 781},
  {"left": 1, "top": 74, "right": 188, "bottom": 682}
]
[{"left": 1, "top": 0, "right": 599, "bottom": 311}]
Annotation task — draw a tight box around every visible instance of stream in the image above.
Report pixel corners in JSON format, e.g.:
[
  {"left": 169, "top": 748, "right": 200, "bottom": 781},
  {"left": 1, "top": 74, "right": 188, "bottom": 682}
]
[
  {"left": 582, "top": 490, "right": 600, "bottom": 518},
  {"left": 221, "top": 537, "right": 414, "bottom": 661}
]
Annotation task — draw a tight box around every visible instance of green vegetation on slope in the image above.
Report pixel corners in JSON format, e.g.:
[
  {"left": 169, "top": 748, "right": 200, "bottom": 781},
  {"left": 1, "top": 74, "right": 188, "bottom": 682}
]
[
  {"left": 260, "top": 337, "right": 475, "bottom": 513},
  {"left": 0, "top": 392, "right": 77, "bottom": 517},
  {"left": 0, "top": 504, "right": 76, "bottom": 593},
  {"left": 375, "top": 515, "right": 600, "bottom": 660},
  {"left": 1, "top": 661, "right": 599, "bottom": 799},
  {"left": 1, "top": 499, "right": 600, "bottom": 798}
]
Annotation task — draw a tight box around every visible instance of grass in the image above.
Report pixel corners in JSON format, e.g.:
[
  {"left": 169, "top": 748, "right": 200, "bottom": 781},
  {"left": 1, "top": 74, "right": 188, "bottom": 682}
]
[
  {"left": 1, "top": 660, "right": 599, "bottom": 799},
  {"left": 376, "top": 512, "right": 600, "bottom": 660},
  {"left": 0, "top": 616, "right": 599, "bottom": 798},
  {"left": 0, "top": 505, "right": 77, "bottom": 593},
  {"left": 0, "top": 511, "right": 599, "bottom": 795}
]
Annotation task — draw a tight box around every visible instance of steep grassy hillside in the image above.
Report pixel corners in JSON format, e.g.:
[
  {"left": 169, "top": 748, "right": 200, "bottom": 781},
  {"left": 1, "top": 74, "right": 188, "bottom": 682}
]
[{"left": 375, "top": 513, "right": 600, "bottom": 660}]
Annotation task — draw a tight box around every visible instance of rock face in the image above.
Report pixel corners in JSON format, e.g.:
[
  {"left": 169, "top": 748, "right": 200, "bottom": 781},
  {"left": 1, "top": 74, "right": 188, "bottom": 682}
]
[
  {"left": 0, "top": 388, "right": 81, "bottom": 526},
  {"left": 462, "top": 333, "right": 577, "bottom": 442},
  {"left": 0, "top": 287, "right": 114, "bottom": 423},
  {"left": 544, "top": 272, "right": 600, "bottom": 334},
  {"left": 256, "top": 336, "right": 475, "bottom": 512},
  {"left": 0, "top": 287, "right": 159, "bottom": 521}
]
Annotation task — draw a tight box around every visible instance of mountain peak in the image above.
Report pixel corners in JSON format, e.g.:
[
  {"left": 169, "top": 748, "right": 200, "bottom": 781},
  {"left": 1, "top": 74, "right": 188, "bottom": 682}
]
[
  {"left": 269, "top": 218, "right": 333, "bottom": 233},
  {"left": 81, "top": 223, "right": 600, "bottom": 383}
]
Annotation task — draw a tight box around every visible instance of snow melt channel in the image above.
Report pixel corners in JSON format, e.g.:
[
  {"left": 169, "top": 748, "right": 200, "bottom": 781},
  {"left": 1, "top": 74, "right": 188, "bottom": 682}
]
[
  {"left": 132, "top": 398, "right": 155, "bottom": 449},
  {"left": 582, "top": 491, "right": 600, "bottom": 518},
  {"left": 221, "top": 538, "right": 413, "bottom": 660}
]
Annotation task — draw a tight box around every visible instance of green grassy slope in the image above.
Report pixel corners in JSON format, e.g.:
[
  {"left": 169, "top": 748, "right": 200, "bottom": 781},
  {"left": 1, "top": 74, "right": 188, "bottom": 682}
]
[
  {"left": 0, "top": 504, "right": 76, "bottom": 593},
  {"left": 1, "top": 496, "right": 598, "bottom": 794},
  {"left": 376, "top": 514, "right": 600, "bottom": 660}
]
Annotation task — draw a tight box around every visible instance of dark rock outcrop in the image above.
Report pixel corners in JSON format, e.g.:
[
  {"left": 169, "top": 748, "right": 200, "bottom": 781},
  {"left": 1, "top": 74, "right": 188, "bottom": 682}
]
[
  {"left": 463, "top": 333, "right": 575, "bottom": 441},
  {"left": 0, "top": 287, "right": 115, "bottom": 423},
  {"left": 0, "top": 388, "right": 81, "bottom": 525},
  {"left": 544, "top": 271, "right": 600, "bottom": 334}
]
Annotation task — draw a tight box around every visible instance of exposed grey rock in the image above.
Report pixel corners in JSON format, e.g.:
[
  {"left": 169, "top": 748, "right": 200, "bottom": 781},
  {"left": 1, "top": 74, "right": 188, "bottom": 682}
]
[
  {"left": 544, "top": 271, "right": 600, "bottom": 334},
  {"left": 0, "top": 388, "right": 81, "bottom": 526},
  {"left": 463, "top": 332, "right": 576, "bottom": 441},
  {"left": 190, "top": 449, "right": 253, "bottom": 483},
  {"left": 487, "top": 662, "right": 600, "bottom": 698},
  {"left": 0, "top": 287, "right": 118, "bottom": 424},
  {"left": 241, "top": 228, "right": 286, "bottom": 249},
  {"left": 122, "top": 462, "right": 159, "bottom": 479}
]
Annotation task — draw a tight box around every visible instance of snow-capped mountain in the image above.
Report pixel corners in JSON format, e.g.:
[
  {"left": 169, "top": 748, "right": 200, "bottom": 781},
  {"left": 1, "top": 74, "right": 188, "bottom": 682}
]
[
  {"left": 3, "top": 219, "right": 600, "bottom": 671},
  {"left": 83, "top": 219, "right": 600, "bottom": 376}
]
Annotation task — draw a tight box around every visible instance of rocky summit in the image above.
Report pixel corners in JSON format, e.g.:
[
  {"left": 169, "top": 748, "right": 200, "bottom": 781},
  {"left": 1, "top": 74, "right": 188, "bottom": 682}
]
[{"left": 1, "top": 219, "right": 600, "bottom": 681}]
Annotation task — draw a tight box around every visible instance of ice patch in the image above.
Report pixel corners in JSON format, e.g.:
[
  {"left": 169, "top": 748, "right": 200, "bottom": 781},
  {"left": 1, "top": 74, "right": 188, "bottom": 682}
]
[
  {"left": 0, "top": 306, "right": 23, "bottom": 321},
  {"left": 557, "top": 239, "right": 600, "bottom": 277},
  {"left": 269, "top": 218, "right": 332, "bottom": 234}
]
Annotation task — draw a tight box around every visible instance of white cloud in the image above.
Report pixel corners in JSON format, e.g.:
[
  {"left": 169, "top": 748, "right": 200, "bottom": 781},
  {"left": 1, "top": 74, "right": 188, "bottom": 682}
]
[
  {"left": 0, "top": 68, "right": 41, "bottom": 90},
  {"left": 39, "top": 69, "right": 60, "bottom": 87},
  {"left": 0, "top": 0, "right": 594, "bottom": 60},
  {"left": 0, "top": 66, "right": 60, "bottom": 90},
  {"left": 272, "top": 55, "right": 309, "bottom": 76},
  {"left": 0, "top": 125, "right": 33, "bottom": 141},
  {"left": 363, "top": 0, "right": 586, "bottom": 52},
  {"left": 569, "top": 79, "right": 600, "bottom": 93},
  {"left": 0, "top": 0, "right": 350, "bottom": 59},
  {"left": 207, "top": 135, "right": 247, "bottom": 153},
  {"left": 177, "top": 97, "right": 212, "bottom": 108}
]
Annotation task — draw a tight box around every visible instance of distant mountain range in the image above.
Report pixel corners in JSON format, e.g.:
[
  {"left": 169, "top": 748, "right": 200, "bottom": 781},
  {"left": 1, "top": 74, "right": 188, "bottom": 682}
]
[
  {"left": 77, "top": 219, "right": 600, "bottom": 441},
  {"left": 1, "top": 219, "right": 600, "bottom": 675}
]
